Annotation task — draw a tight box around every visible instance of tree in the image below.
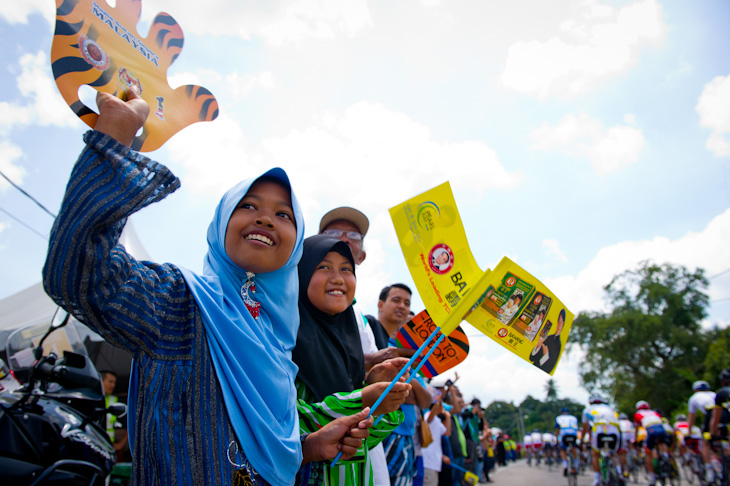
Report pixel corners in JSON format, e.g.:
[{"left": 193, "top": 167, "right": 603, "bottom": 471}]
[
  {"left": 569, "top": 261, "right": 710, "bottom": 417},
  {"left": 702, "top": 326, "right": 730, "bottom": 388},
  {"left": 483, "top": 400, "right": 520, "bottom": 439},
  {"left": 517, "top": 395, "right": 583, "bottom": 435},
  {"left": 545, "top": 378, "right": 558, "bottom": 401}
]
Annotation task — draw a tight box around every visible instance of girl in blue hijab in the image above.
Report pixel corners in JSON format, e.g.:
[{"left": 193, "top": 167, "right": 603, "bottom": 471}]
[{"left": 43, "top": 88, "right": 371, "bottom": 486}]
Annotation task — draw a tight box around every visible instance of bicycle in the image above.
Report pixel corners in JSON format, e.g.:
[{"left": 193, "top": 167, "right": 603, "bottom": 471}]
[
  {"left": 598, "top": 435, "right": 623, "bottom": 486},
  {"left": 635, "top": 443, "right": 652, "bottom": 484},
  {"left": 710, "top": 436, "right": 730, "bottom": 486},
  {"left": 626, "top": 447, "right": 642, "bottom": 484},
  {"left": 655, "top": 452, "right": 681, "bottom": 486},
  {"left": 681, "top": 442, "right": 705, "bottom": 485},
  {"left": 580, "top": 446, "right": 591, "bottom": 475},
  {"left": 563, "top": 437, "right": 581, "bottom": 486},
  {"left": 546, "top": 447, "right": 555, "bottom": 471}
]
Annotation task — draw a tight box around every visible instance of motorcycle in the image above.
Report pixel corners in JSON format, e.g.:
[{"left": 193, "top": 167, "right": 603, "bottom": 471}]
[{"left": 0, "top": 308, "right": 126, "bottom": 485}]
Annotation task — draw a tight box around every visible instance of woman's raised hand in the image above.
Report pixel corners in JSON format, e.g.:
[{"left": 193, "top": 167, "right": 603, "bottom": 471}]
[{"left": 94, "top": 87, "right": 149, "bottom": 147}]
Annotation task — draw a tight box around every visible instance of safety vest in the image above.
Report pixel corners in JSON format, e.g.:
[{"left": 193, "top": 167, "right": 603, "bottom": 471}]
[{"left": 105, "top": 395, "right": 118, "bottom": 442}]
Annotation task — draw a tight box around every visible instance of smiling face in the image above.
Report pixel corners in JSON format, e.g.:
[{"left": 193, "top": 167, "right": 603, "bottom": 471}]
[
  {"left": 378, "top": 286, "right": 411, "bottom": 330},
  {"left": 307, "top": 251, "right": 356, "bottom": 315},
  {"left": 224, "top": 180, "right": 297, "bottom": 274},
  {"left": 322, "top": 220, "right": 366, "bottom": 265}
]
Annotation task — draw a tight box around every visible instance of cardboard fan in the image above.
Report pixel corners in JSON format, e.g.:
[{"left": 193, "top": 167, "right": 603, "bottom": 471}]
[
  {"left": 51, "top": 0, "right": 219, "bottom": 151},
  {"left": 395, "top": 309, "right": 469, "bottom": 378}
]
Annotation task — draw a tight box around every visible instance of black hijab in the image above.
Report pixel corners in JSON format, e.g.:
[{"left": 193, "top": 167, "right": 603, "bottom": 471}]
[{"left": 292, "top": 235, "right": 366, "bottom": 403}]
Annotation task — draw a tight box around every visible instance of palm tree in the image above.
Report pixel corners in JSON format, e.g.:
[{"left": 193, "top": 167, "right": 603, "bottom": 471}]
[{"left": 545, "top": 378, "right": 558, "bottom": 401}]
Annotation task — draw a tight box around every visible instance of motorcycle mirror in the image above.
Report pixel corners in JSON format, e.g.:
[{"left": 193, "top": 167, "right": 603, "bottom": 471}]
[
  {"left": 51, "top": 307, "right": 71, "bottom": 330},
  {"left": 35, "top": 307, "right": 71, "bottom": 360},
  {"left": 107, "top": 402, "right": 127, "bottom": 419}
]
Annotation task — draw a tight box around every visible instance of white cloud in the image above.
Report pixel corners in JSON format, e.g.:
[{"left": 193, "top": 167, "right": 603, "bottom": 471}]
[
  {"left": 0, "top": 141, "right": 26, "bottom": 190},
  {"left": 162, "top": 101, "right": 523, "bottom": 312},
  {"left": 226, "top": 71, "right": 276, "bottom": 102},
  {"left": 0, "top": 103, "right": 34, "bottom": 135},
  {"left": 546, "top": 207, "right": 730, "bottom": 321},
  {"left": 0, "top": 0, "right": 53, "bottom": 25},
  {"left": 543, "top": 239, "right": 568, "bottom": 263},
  {"left": 142, "top": 0, "right": 372, "bottom": 44},
  {"left": 589, "top": 125, "right": 644, "bottom": 174},
  {"left": 696, "top": 74, "right": 730, "bottom": 157},
  {"left": 1, "top": 51, "right": 80, "bottom": 134},
  {"left": 441, "top": 329, "right": 589, "bottom": 406},
  {"left": 275, "top": 101, "right": 522, "bottom": 194},
  {"left": 165, "top": 100, "right": 523, "bottom": 197},
  {"left": 531, "top": 113, "right": 644, "bottom": 174},
  {"left": 501, "top": 0, "right": 666, "bottom": 99},
  {"left": 164, "top": 112, "right": 253, "bottom": 196}
]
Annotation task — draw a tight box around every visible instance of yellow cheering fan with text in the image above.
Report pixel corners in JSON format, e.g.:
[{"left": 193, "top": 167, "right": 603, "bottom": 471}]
[{"left": 389, "top": 182, "right": 574, "bottom": 376}]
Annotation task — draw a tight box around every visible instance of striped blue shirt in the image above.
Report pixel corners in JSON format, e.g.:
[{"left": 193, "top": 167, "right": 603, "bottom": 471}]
[{"left": 43, "top": 131, "right": 288, "bottom": 485}]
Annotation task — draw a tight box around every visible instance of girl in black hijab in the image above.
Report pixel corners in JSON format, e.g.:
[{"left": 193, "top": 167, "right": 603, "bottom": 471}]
[{"left": 293, "top": 235, "right": 411, "bottom": 485}]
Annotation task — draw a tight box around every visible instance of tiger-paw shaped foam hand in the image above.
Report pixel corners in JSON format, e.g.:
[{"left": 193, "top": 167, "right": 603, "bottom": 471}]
[{"left": 52, "top": 0, "right": 219, "bottom": 151}]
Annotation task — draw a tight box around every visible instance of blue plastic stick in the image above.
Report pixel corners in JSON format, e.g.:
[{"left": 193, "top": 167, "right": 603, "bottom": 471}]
[
  {"left": 330, "top": 326, "right": 442, "bottom": 467},
  {"left": 372, "top": 332, "right": 446, "bottom": 426}
]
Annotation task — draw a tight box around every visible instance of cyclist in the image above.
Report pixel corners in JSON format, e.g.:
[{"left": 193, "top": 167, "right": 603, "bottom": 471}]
[
  {"left": 710, "top": 369, "right": 730, "bottom": 460},
  {"left": 531, "top": 429, "right": 544, "bottom": 463},
  {"left": 673, "top": 414, "right": 689, "bottom": 443},
  {"left": 660, "top": 415, "right": 677, "bottom": 454},
  {"left": 524, "top": 433, "right": 533, "bottom": 463},
  {"left": 555, "top": 406, "right": 580, "bottom": 477},
  {"left": 635, "top": 424, "right": 647, "bottom": 450},
  {"left": 688, "top": 379, "right": 717, "bottom": 482},
  {"left": 673, "top": 414, "right": 689, "bottom": 465},
  {"left": 543, "top": 431, "right": 557, "bottom": 467},
  {"left": 634, "top": 400, "right": 670, "bottom": 486},
  {"left": 582, "top": 394, "right": 623, "bottom": 486},
  {"left": 618, "top": 412, "right": 636, "bottom": 479}
]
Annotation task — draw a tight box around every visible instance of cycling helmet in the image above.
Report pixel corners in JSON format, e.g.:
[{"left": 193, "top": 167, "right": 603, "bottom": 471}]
[
  {"left": 676, "top": 414, "right": 687, "bottom": 421},
  {"left": 692, "top": 380, "right": 711, "bottom": 392},
  {"left": 619, "top": 413, "right": 628, "bottom": 420},
  {"left": 589, "top": 394, "right": 606, "bottom": 404},
  {"left": 720, "top": 369, "right": 730, "bottom": 384},
  {"left": 635, "top": 400, "right": 650, "bottom": 410},
  {"left": 561, "top": 407, "right": 570, "bottom": 413}
]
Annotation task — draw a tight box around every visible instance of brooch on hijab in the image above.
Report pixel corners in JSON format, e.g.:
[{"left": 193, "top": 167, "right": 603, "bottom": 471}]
[{"left": 240, "top": 271, "right": 261, "bottom": 319}]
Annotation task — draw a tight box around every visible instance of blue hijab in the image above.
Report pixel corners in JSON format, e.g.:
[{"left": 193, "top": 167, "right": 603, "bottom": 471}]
[{"left": 179, "top": 167, "right": 304, "bottom": 485}]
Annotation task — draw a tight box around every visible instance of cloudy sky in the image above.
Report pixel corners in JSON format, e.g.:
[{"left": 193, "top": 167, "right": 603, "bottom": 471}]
[{"left": 1, "top": 0, "right": 729, "bottom": 408}]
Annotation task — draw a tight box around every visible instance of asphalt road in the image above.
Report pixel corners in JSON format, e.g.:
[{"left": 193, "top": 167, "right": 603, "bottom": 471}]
[{"left": 484, "top": 458, "right": 687, "bottom": 486}]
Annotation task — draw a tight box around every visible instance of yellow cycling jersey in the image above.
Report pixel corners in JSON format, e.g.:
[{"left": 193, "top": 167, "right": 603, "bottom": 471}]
[{"left": 637, "top": 427, "right": 647, "bottom": 442}]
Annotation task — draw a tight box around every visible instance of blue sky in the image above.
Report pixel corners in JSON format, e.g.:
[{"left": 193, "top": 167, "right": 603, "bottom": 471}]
[{"left": 1, "top": 0, "right": 729, "bottom": 406}]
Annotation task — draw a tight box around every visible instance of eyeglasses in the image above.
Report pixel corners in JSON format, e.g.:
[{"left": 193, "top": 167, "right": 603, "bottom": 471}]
[{"left": 323, "top": 229, "right": 363, "bottom": 241}]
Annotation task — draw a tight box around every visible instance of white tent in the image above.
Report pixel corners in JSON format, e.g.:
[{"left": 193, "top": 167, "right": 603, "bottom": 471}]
[{"left": 0, "top": 218, "right": 152, "bottom": 332}]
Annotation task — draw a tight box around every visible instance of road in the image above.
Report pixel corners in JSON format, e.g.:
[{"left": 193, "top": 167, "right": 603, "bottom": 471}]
[{"left": 484, "top": 458, "right": 685, "bottom": 485}]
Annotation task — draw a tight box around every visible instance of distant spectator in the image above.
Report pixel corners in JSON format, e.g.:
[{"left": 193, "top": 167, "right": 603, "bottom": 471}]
[{"left": 422, "top": 396, "right": 451, "bottom": 486}]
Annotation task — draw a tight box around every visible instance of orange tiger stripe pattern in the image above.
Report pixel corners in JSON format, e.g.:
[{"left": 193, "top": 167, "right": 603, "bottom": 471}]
[{"left": 52, "top": 0, "right": 218, "bottom": 151}]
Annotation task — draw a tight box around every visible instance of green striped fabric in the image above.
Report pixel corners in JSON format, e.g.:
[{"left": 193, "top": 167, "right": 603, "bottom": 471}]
[{"left": 296, "top": 379, "right": 403, "bottom": 485}]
